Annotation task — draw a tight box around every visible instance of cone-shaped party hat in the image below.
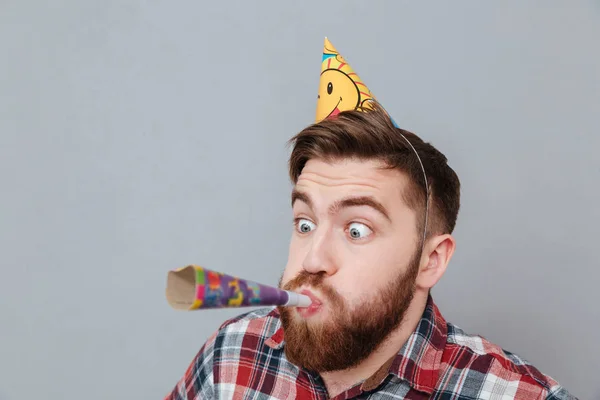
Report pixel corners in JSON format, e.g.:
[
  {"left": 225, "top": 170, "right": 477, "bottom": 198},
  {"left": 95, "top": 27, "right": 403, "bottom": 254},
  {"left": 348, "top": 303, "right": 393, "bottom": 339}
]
[{"left": 316, "top": 37, "right": 385, "bottom": 123}]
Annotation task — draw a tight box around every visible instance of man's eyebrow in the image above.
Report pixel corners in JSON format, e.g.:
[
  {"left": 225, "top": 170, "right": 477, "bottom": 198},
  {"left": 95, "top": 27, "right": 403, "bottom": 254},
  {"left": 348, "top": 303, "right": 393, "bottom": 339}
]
[
  {"left": 291, "top": 189, "right": 313, "bottom": 209},
  {"left": 330, "top": 196, "right": 391, "bottom": 222},
  {"left": 291, "top": 190, "right": 391, "bottom": 222}
]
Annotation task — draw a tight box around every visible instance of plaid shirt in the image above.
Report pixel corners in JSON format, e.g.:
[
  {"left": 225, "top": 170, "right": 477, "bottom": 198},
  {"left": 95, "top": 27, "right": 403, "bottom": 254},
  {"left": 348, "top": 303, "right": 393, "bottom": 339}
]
[{"left": 165, "top": 296, "right": 576, "bottom": 399}]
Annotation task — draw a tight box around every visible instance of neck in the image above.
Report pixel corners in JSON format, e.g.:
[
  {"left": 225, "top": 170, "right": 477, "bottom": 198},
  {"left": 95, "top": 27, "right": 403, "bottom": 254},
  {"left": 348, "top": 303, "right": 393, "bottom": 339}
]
[{"left": 319, "top": 293, "right": 428, "bottom": 398}]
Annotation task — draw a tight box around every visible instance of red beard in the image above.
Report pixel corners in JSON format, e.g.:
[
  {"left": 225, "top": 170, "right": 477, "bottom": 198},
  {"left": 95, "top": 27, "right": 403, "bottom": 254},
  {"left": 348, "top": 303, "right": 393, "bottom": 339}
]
[{"left": 277, "top": 252, "right": 420, "bottom": 373}]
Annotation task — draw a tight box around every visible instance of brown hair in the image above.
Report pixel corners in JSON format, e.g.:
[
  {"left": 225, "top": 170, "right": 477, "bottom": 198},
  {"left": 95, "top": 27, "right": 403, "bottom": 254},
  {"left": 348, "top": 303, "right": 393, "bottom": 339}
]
[{"left": 287, "top": 103, "right": 460, "bottom": 239}]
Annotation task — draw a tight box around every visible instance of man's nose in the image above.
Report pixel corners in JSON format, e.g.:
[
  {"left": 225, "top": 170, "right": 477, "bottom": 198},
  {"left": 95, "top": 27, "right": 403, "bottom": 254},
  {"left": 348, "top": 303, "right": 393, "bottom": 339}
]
[{"left": 301, "top": 228, "right": 337, "bottom": 276}]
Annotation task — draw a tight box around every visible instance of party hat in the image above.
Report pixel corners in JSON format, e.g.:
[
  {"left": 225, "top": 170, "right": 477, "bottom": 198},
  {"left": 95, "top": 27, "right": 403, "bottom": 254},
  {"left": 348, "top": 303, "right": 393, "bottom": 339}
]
[{"left": 316, "top": 37, "right": 389, "bottom": 123}]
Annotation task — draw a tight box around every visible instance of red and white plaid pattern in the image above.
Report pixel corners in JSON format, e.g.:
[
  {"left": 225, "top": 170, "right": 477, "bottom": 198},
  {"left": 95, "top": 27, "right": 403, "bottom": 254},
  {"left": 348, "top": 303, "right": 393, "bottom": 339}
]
[{"left": 165, "top": 296, "right": 576, "bottom": 399}]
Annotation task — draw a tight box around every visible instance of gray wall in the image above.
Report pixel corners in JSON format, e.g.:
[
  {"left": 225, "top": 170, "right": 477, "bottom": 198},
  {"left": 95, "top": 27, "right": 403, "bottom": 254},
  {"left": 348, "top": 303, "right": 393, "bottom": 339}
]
[{"left": 1, "top": 1, "right": 598, "bottom": 399}]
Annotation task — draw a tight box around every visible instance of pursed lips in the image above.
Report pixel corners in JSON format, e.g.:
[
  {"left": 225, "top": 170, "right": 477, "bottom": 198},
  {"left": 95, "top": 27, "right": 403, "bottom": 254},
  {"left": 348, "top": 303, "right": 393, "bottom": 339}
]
[{"left": 299, "top": 289, "right": 323, "bottom": 306}]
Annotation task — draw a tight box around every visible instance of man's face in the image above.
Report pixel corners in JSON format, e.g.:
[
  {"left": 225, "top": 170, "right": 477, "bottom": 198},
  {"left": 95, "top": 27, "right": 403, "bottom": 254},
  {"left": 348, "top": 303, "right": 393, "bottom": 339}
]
[{"left": 278, "top": 158, "right": 423, "bottom": 372}]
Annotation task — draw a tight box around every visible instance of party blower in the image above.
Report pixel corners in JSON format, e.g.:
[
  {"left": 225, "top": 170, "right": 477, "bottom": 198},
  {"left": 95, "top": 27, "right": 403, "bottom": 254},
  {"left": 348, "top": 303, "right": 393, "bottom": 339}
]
[{"left": 166, "top": 265, "right": 312, "bottom": 310}]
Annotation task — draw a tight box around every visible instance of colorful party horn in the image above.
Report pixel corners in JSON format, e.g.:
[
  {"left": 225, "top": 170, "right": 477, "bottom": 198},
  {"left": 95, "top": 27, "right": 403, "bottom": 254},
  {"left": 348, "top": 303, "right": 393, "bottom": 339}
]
[{"left": 166, "top": 265, "right": 312, "bottom": 310}]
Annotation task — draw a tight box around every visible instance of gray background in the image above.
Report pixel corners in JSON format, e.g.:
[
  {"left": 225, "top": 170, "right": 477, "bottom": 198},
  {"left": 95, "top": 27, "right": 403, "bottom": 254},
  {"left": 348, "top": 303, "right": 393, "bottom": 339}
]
[{"left": 1, "top": 1, "right": 598, "bottom": 399}]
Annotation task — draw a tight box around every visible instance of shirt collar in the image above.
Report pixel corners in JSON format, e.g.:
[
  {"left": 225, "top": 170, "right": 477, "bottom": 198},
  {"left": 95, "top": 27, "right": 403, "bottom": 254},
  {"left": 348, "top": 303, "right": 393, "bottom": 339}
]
[{"left": 265, "top": 295, "right": 447, "bottom": 395}]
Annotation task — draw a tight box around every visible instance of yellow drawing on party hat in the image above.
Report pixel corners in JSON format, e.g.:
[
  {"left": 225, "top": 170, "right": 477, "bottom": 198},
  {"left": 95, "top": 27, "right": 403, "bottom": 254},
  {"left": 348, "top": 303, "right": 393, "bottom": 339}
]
[{"left": 316, "top": 37, "right": 376, "bottom": 123}]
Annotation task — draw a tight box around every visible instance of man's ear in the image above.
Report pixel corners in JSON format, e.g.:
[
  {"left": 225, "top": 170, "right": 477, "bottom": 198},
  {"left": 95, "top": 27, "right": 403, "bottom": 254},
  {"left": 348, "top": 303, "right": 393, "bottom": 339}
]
[{"left": 416, "top": 234, "right": 456, "bottom": 290}]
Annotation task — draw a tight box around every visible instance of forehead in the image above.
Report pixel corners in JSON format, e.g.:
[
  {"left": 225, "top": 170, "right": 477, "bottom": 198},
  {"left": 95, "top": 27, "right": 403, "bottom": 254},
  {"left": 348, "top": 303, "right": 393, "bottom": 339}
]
[{"left": 295, "top": 158, "right": 411, "bottom": 203}]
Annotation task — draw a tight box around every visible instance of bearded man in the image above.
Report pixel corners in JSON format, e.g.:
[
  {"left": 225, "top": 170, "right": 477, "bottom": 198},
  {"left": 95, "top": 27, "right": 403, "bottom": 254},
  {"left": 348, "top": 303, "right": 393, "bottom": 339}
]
[{"left": 165, "top": 39, "right": 576, "bottom": 399}]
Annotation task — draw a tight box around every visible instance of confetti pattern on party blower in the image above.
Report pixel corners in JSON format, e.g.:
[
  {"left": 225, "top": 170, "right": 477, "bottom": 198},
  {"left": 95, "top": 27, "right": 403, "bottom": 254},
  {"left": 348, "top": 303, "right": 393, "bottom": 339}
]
[{"left": 166, "top": 265, "right": 311, "bottom": 310}]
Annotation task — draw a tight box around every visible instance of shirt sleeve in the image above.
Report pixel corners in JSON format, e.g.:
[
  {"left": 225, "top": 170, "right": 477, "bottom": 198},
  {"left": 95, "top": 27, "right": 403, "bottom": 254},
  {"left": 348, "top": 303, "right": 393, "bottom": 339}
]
[
  {"left": 164, "top": 330, "right": 218, "bottom": 400},
  {"left": 545, "top": 385, "right": 579, "bottom": 400}
]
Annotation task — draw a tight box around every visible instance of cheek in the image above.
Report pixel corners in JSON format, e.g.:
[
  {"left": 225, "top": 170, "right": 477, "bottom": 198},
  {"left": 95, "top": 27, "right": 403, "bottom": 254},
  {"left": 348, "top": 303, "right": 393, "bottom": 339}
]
[
  {"left": 335, "top": 239, "right": 408, "bottom": 299},
  {"left": 331, "top": 252, "right": 378, "bottom": 303}
]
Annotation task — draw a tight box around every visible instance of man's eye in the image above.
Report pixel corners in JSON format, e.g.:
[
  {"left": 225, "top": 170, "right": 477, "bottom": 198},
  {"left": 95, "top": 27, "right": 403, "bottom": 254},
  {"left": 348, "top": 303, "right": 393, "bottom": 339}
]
[
  {"left": 347, "top": 223, "right": 372, "bottom": 240},
  {"left": 296, "top": 219, "right": 316, "bottom": 233}
]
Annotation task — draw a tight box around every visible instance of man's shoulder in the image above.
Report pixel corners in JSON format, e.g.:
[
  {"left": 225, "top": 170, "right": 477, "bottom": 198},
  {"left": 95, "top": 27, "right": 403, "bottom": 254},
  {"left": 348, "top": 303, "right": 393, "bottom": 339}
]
[
  {"left": 441, "top": 322, "right": 575, "bottom": 399},
  {"left": 164, "top": 308, "right": 285, "bottom": 399},
  {"left": 213, "top": 307, "right": 282, "bottom": 343}
]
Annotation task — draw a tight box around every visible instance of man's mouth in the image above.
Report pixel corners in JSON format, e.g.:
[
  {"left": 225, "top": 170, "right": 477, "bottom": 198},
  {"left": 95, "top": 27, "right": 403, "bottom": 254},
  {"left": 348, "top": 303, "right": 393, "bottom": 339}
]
[{"left": 296, "top": 289, "right": 323, "bottom": 318}]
